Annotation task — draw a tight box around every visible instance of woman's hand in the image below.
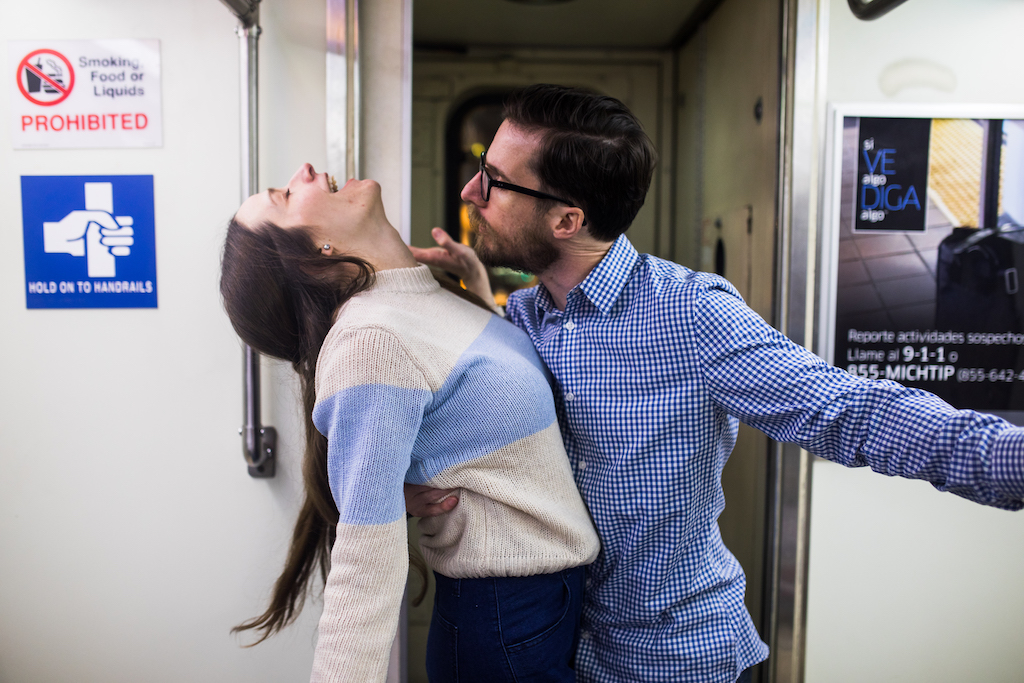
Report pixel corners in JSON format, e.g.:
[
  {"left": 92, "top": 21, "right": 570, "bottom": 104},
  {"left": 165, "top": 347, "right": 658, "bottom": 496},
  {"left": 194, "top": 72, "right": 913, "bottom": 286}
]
[
  {"left": 404, "top": 483, "right": 460, "bottom": 517},
  {"left": 410, "top": 228, "right": 494, "bottom": 304}
]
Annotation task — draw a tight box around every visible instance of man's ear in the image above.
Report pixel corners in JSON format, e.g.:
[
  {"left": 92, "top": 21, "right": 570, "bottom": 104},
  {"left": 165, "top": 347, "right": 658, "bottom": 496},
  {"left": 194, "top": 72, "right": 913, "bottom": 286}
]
[{"left": 551, "top": 207, "right": 587, "bottom": 241}]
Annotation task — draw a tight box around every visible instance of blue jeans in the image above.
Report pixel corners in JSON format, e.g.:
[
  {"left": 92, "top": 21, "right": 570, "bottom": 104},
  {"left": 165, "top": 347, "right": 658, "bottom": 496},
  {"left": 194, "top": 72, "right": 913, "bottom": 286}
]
[{"left": 425, "top": 566, "right": 585, "bottom": 683}]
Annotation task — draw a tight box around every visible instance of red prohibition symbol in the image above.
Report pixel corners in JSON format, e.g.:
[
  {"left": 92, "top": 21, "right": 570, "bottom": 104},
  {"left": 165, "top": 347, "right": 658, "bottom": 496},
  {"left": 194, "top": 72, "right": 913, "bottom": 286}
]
[{"left": 17, "top": 49, "right": 75, "bottom": 106}]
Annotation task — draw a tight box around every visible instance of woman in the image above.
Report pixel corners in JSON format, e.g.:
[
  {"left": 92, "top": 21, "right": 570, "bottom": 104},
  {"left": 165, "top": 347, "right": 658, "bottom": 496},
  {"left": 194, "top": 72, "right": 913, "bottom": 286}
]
[{"left": 220, "top": 163, "right": 600, "bottom": 682}]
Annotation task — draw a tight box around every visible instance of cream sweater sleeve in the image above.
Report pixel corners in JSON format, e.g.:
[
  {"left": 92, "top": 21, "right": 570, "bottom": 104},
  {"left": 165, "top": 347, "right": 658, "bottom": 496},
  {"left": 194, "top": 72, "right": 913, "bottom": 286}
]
[{"left": 310, "top": 326, "right": 431, "bottom": 682}]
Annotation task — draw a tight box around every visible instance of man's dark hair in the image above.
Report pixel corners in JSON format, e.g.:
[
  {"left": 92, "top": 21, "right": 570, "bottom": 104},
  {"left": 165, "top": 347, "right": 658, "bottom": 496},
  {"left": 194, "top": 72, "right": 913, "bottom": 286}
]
[{"left": 502, "top": 84, "right": 657, "bottom": 242}]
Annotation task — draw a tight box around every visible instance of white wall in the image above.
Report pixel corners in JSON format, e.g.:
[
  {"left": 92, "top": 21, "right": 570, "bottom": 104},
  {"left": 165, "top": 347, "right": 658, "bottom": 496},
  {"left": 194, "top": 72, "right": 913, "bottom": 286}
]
[
  {"left": 806, "top": 2, "right": 1024, "bottom": 681},
  {"left": 807, "top": 465, "right": 1024, "bottom": 682},
  {"left": 827, "top": 0, "right": 1024, "bottom": 105},
  {"left": 0, "top": 1, "right": 327, "bottom": 680}
]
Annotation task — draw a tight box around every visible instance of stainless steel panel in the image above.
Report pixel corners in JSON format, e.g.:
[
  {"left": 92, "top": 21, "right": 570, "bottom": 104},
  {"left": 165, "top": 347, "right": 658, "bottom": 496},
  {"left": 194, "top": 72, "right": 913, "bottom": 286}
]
[{"left": 767, "top": 0, "right": 828, "bottom": 681}]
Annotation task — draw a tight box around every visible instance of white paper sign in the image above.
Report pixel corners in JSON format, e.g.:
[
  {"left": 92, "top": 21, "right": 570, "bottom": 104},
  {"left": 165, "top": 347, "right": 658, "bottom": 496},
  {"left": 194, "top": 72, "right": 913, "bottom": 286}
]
[{"left": 10, "top": 39, "right": 162, "bottom": 149}]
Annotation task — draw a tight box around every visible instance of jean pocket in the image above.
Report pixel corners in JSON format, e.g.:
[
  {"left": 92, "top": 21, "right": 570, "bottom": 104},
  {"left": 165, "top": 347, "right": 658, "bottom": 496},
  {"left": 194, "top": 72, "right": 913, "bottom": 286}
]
[
  {"left": 502, "top": 573, "right": 580, "bottom": 682},
  {"left": 500, "top": 573, "right": 573, "bottom": 653}
]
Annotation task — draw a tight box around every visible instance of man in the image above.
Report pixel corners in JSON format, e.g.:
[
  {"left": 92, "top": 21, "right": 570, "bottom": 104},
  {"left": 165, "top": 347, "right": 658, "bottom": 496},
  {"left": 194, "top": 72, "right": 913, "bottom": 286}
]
[{"left": 407, "top": 84, "right": 1024, "bottom": 682}]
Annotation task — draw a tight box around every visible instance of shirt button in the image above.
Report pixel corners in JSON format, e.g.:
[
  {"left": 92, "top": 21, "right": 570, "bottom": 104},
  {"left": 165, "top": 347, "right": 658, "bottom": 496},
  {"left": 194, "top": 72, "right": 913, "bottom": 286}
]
[
  {"left": 565, "top": 392, "right": 575, "bottom": 402},
  {"left": 563, "top": 320, "right": 576, "bottom": 331},
  {"left": 580, "top": 630, "right": 591, "bottom": 640},
  {"left": 578, "top": 459, "right": 587, "bottom": 470}
]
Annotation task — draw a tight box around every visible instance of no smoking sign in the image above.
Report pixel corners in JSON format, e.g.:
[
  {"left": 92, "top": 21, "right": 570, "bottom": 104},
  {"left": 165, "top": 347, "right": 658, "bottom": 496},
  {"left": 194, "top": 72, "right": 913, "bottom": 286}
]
[
  {"left": 17, "top": 49, "right": 75, "bottom": 106},
  {"left": 9, "top": 39, "right": 161, "bottom": 149}
]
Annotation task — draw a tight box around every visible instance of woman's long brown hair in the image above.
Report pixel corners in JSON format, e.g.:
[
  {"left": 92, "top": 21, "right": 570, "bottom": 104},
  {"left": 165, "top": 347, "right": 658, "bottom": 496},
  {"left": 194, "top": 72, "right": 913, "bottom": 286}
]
[{"left": 220, "top": 218, "right": 489, "bottom": 645}]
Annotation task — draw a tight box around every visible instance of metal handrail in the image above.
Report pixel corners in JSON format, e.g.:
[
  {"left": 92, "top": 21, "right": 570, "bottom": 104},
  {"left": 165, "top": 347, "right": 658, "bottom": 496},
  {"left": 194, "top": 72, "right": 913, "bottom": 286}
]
[
  {"left": 847, "top": 0, "right": 910, "bottom": 21},
  {"left": 221, "top": 0, "right": 276, "bottom": 477}
]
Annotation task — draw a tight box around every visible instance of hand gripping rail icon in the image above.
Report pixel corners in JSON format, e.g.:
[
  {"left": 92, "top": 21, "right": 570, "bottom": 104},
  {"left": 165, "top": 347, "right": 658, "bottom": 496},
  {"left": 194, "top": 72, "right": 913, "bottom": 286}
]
[{"left": 42, "top": 182, "right": 135, "bottom": 278}]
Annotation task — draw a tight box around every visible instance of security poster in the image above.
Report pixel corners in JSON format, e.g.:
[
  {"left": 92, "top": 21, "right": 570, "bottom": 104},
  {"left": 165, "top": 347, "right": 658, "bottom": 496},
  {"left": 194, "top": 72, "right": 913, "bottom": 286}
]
[
  {"left": 834, "top": 116, "right": 1024, "bottom": 413},
  {"left": 9, "top": 39, "right": 162, "bottom": 149},
  {"left": 22, "top": 175, "right": 157, "bottom": 309}
]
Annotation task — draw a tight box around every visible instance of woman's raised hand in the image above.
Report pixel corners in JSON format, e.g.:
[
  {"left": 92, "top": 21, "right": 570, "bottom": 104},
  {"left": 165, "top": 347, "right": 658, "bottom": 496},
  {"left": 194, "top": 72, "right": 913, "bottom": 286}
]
[{"left": 409, "top": 228, "right": 494, "bottom": 304}]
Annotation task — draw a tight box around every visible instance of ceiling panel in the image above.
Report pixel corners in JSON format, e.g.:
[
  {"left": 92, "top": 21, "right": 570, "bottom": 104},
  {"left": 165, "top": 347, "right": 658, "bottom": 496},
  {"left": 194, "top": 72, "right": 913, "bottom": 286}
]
[{"left": 413, "top": 0, "right": 705, "bottom": 50}]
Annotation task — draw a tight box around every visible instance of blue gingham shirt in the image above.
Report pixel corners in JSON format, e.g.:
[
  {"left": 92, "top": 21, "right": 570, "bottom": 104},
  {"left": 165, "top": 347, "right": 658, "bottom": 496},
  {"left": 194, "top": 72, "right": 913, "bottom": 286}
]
[{"left": 506, "top": 235, "right": 1024, "bottom": 683}]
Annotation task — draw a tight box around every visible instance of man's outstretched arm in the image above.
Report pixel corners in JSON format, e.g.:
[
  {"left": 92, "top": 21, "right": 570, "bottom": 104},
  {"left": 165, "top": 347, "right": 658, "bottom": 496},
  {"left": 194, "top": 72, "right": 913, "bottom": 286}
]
[{"left": 694, "top": 282, "right": 1024, "bottom": 509}]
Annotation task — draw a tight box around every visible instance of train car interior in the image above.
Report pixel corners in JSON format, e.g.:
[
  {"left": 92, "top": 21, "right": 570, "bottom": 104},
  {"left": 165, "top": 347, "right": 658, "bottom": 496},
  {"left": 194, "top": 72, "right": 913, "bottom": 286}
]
[{"left": 2, "top": 1, "right": 1023, "bottom": 682}]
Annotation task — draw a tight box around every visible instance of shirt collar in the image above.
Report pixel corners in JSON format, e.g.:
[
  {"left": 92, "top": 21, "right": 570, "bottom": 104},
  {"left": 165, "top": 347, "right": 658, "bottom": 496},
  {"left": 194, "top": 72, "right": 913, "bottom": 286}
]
[
  {"left": 534, "top": 234, "right": 640, "bottom": 317},
  {"left": 578, "top": 235, "right": 640, "bottom": 315}
]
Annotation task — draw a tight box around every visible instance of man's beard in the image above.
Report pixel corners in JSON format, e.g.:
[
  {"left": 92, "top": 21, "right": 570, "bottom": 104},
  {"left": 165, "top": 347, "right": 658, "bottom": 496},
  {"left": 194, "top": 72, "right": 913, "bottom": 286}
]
[{"left": 468, "top": 205, "right": 559, "bottom": 275}]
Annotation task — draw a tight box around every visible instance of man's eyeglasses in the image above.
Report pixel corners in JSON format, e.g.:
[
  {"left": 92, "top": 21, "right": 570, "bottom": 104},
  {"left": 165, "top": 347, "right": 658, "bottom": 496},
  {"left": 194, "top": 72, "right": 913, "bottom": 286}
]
[{"left": 479, "top": 150, "right": 586, "bottom": 225}]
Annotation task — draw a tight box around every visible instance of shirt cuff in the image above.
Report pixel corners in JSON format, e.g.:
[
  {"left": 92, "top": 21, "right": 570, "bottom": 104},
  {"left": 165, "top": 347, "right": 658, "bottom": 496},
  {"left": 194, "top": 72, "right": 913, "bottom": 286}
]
[{"left": 989, "top": 427, "right": 1024, "bottom": 503}]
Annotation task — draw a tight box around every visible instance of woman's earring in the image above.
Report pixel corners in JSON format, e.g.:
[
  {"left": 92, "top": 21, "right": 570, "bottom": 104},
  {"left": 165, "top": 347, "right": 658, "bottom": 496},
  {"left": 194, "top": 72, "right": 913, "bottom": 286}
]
[{"left": 321, "top": 243, "right": 332, "bottom": 254}]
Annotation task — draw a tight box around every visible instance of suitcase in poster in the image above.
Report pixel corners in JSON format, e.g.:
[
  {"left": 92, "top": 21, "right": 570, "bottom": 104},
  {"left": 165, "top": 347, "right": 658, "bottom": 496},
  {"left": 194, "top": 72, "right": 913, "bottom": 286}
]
[{"left": 936, "top": 225, "right": 1024, "bottom": 408}]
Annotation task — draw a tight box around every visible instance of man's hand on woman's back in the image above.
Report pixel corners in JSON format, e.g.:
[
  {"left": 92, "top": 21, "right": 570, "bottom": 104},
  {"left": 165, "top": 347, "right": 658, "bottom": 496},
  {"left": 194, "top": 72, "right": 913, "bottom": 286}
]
[{"left": 404, "top": 483, "right": 460, "bottom": 517}]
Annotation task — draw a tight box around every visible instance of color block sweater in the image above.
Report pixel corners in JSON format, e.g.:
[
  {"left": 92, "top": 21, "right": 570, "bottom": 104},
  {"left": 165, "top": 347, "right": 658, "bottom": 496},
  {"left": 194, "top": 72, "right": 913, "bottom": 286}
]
[{"left": 309, "top": 265, "right": 600, "bottom": 683}]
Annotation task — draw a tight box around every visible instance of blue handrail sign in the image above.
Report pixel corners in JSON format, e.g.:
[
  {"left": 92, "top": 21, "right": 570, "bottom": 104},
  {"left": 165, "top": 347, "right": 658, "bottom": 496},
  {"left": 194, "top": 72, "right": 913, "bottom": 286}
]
[{"left": 22, "top": 175, "right": 157, "bottom": 308}]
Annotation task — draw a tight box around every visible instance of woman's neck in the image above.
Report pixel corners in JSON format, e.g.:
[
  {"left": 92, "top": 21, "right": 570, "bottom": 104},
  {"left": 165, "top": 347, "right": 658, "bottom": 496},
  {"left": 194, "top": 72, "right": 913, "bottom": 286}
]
[{"left": 345, "top": 218, "right": 419, "bottom": 272}]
